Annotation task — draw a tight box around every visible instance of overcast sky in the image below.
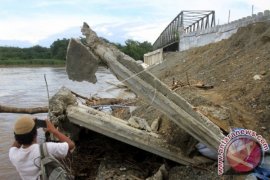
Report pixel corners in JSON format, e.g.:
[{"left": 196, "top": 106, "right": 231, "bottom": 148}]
[{"left": 0, "top": 0, "right": 269, "bottom": 47}]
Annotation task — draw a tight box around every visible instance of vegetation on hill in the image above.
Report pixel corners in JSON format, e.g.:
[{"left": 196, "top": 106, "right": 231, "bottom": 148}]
[
  {"left": 0, "top": 38, "right": 69, "bottom": 65},
  {"left": 113, "top": 40, "right": 152, "bottom": 60},
  {"left": 0, "top": 38, "right": 152, "bottom": 65},
  {"left": 50, "top": 39, "right": 69, "bottom": 60},
  {"left": 0, "top": 45, "right": 51, "bottom": 60},
  {"left": 93, "top": 37, "right": 152, "bottom": 60}
]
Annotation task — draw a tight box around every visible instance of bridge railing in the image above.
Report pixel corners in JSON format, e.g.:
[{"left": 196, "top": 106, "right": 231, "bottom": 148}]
[{"left": 153, "top": 10, "right": 215, "bottom": 50}]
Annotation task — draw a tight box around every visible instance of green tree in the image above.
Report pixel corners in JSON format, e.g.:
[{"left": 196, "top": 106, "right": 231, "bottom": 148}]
[
  {"left": 0, "top": 37, "right": 153, "bottom": 64},
  {"left": 27, "top": 45, "right": 51, "bottom": 59},
  {"left": 50, "top": 38, "right": 69, "bottom": 60},
  {"left": 0, "top": 46, "right": 50, "bottom": 60},
  {"left": 115, "top": 39, "right": 152, "bottom": 60}
]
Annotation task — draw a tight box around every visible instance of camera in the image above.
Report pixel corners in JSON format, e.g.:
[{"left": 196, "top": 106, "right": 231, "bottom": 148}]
[{"left": 35, "top": 118, "right": 47, "bottom": 128}]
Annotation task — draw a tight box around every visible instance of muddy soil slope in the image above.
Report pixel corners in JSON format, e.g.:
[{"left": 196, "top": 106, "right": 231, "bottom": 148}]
[{"left": 151, "top": 22, "right": 270, "bottom": 141}]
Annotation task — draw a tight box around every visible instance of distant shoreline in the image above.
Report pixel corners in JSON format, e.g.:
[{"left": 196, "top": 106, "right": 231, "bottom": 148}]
[
  {"left": 0, "top": 59, "right": 65, "bottom": 67},
  {"left": 0, "top": 64, "right": 65, "bottom": 68}
]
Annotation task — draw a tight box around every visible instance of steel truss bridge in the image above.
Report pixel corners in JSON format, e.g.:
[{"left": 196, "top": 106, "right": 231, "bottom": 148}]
[{"left": 153, "top": 10, "right": 216, "bottom": 51}]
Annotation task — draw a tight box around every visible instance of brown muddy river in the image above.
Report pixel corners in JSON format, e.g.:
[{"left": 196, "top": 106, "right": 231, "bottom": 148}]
[{"left": 0, "top": 67, "right": 131, "bottom": 179}]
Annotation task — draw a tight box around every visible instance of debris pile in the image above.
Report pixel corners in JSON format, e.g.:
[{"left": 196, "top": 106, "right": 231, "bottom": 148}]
[{"left": 50, "top": 21, "right": 270, "bottom": 179}]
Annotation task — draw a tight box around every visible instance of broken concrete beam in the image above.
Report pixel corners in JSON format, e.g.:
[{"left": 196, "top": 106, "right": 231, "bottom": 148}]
[
  {"left": 66, "top": 38, "right": 100, "bottom": 83},
  {"left": 65, "top": 22, "right": 225, "bottom": 150},
  {"left": 67, "top": 104, "right": 211, "bottom": 166}
]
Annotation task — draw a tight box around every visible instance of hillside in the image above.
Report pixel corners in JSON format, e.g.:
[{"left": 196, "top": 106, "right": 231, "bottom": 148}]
[{"left": 151, "top": 21, "right": 270, "bottom": 141}]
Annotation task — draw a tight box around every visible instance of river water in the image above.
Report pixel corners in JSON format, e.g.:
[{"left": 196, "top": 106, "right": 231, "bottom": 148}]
[{"left": 0, "top": 67, "right": 131, "bottom": 179}]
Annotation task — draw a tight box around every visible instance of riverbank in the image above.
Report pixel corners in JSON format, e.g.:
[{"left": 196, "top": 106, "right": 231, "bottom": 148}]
[
  {"left": 0, "top": 66, "right": 128, "bottom": 179},
  {"left": 0, "top": 59, "right": 65, "bottom": 66}
]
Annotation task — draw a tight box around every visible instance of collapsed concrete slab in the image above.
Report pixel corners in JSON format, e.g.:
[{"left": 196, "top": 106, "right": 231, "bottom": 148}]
[
  {"left": 65, "top": 22, "right": 225, "bottom": 150},
  {"left": 67, "top": 103, "right": 211, "bottom": 166},
  {"left": 50, "top": 87, "right": 211, "bottom": 165}
]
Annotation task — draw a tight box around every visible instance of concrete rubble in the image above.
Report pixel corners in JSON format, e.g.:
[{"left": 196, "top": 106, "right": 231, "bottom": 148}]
[{"left": 64, "top": 22, "right": 225, "bottom": 151}]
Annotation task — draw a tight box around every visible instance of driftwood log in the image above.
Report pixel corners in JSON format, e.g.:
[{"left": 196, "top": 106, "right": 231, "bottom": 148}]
[
  {"left": 0, "top": 104, "right": 48, "bottom": 114},
  {"left": 65, "top": 22, "right": 225, "bottom": 150}
]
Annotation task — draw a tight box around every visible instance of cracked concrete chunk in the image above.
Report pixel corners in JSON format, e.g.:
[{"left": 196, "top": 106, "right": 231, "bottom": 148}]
[
  {"left": 49, "top": 86, "right": 77, "bottom": 124},
  {"left": 151, "top": 117, "right": 160, "bottom": 133},
  {"left": 128, "top": 116, "right": 152, "bottom": 132},
  {"left": 66, "top": 38, "right": 100, "bottom": 83}
]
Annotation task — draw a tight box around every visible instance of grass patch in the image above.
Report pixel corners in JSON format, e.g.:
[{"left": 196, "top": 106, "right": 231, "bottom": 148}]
[{"left": 0, "top": 59, "right": 65, "bottom": 66}]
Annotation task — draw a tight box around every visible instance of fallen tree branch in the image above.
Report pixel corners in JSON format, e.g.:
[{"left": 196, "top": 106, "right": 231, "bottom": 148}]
[
  {"left": 85, "top": 98, "right": 131, "bottom": 106},
  {"left": 106, "top": 81, "right": 128, "bottom": 89},
  {"left": 71, "top": 90, "right": 90, "bottom": 100},
  {"left": 71, "top": 90, "right": 133, "bottom": 106},
  {"left": 0, "top": 104, "right": 48, "bottom": 114}
]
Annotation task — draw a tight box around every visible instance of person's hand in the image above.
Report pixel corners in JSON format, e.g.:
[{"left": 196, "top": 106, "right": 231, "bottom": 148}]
[
  {"left": 45, "top": 119, "right": 58, "bottom": 134},
  {"left": 11, "top": 140, "right": 21, "bottom": 148},
  {"left": 44, "top": 119, "right": 75, "bottom": 151}
]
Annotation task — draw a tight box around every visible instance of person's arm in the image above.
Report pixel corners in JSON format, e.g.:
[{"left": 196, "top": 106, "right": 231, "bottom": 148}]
[
  {"left": 45, "top": 120, "right": 75, "bottom": 151},
  {"left": 11, "top": 140, "right": 21, "bottom": 148}
]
